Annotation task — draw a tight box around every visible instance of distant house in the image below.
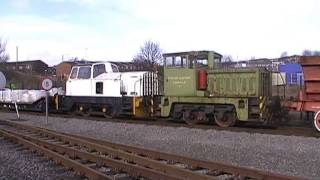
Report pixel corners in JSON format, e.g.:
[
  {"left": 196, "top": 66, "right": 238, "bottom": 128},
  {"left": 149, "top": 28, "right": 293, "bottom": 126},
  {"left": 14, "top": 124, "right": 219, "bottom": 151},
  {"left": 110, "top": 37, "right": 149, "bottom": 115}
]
[
  {"left": 220, "top": 60, "right": 249, "bottom": 69},
  {"left": 270, "top": 55, "right": 300, "bottom": 71},
  {"left": 54, "top": 61, "right": 77, "bottom": 80},
  {"left": 0, "top": 60, "right": 48, "bottom": 75},
  {"left": 220, "top": 55, "right": 301, "bottom": 72},
  {"left": 45, "top": 67, "right": 56, "bottom": 76},
  {"left": 247, "top": 58, "right": 271, "bottom": 67}
]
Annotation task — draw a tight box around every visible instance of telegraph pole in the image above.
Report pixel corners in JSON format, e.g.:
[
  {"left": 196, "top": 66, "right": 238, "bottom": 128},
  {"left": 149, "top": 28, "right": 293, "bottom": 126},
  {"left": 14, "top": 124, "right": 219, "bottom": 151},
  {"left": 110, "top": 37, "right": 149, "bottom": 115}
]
[
  {"left": 85, "top": 48, "right": 88, "bottom": 60},
  {"left": 16, "top": 46, "right": 19, "bottom": 68},
  {"left": 16, "top": 46, "right": 19, "bottom": 61}
]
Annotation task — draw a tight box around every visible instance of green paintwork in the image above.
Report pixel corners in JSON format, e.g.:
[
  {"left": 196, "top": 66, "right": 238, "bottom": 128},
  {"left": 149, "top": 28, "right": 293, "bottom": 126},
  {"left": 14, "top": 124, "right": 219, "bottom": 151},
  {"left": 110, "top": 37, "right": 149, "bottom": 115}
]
[
  {"left": 164, "top": 68, "right": 197, "bottom": 96},
  {"left": 207, "top": 69, "right": 261, "bottom": 97},
  {"left": 163, "top": 51, "right": 218, "bottom": 97},
  {"left": 161, "top": 50, "right": 272, "bottom": 122},
  {"left": 160, "top": 96, "right": 249, "bottom": 120}
]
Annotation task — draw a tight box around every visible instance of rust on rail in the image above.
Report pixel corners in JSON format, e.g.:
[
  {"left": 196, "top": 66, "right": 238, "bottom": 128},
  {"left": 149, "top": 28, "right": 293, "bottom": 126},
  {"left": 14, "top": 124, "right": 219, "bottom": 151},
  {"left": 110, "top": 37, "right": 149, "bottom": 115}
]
[{"left": 0, "top": 119, "right": 303, "bottom": 180}]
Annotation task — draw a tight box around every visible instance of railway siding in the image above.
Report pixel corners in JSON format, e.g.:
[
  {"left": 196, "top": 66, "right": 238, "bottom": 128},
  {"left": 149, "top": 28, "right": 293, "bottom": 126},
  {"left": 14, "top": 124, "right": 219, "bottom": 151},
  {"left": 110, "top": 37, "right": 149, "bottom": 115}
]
[
  {"left": 0, "top": 111, "right": 319, "bottom": 178},
  {"left": 0, "top": 134, "right": 80, "bottom": 179},
  {"left": 0, "top": 119, "right": 300, "bottom": 180}
]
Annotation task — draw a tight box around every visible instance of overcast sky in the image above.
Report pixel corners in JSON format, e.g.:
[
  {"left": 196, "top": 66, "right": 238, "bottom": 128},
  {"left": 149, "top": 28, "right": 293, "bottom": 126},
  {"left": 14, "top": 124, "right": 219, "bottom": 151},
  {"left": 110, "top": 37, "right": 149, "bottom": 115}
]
[{"left": 0, "top": 0, "right": 319, "bottom": 65}]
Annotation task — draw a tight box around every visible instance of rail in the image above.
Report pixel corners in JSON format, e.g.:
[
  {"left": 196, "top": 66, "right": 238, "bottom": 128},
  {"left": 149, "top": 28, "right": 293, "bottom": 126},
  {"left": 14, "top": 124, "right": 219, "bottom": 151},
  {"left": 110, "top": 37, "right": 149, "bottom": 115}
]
[{"left": 0, "top": 119, "right": 301, "bottom": 180}]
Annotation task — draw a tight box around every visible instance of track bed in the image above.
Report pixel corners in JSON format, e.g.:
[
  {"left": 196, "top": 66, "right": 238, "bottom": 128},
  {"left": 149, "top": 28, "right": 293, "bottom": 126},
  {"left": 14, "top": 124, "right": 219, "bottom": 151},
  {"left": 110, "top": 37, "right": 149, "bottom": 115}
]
[{"left": 0, "top": 119, "right": 298, "bottom": 180}]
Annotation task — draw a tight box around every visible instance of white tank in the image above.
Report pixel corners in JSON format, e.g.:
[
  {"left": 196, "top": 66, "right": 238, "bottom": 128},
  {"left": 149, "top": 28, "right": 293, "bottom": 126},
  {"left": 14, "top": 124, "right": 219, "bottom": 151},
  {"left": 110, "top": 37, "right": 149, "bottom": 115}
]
[{"left": 0, "top": 71, "right": 6, "bottom": 89}]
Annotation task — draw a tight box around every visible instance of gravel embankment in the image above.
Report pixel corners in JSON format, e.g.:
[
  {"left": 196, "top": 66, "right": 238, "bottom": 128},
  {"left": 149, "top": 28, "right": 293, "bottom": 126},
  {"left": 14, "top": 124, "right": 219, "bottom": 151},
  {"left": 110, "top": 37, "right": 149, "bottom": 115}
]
[
  {"left": 1, "top": 112, "right": 320, "bottom": 179},
  {"left": 0, "top": 136, "right": 81, "bottom": 180}
]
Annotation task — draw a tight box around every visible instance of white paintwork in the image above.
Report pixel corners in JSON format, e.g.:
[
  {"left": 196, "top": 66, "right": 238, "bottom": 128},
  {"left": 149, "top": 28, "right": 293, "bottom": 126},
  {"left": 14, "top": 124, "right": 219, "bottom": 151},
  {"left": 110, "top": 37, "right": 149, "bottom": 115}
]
[
  {"left": 0, "top": 88, "right": 64, "bottom": 104},
  {"left": 0, "top": 71, "right": 6, "bottom": 89},
  {"left": 66, "top": 63, "right": 122, "bottom": 97},
  {"left": 66, "top": 62, "right": 158, "bottom": 97},
  {"left": 120, "top": 71, "right": 149, "bottom": 96},
  {"left": 93, "top": 72, "right": 122, "bottom": 97},
  {"left": 67, "top": 78, "right": 92, "bottom": 96}
]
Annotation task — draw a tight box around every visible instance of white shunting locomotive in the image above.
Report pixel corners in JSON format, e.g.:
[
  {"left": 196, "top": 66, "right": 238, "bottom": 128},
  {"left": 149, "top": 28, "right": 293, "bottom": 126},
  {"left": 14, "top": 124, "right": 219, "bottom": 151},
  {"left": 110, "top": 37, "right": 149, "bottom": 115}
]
[{"left": 0, "top": 62, "right": 159, "bottom": 118}]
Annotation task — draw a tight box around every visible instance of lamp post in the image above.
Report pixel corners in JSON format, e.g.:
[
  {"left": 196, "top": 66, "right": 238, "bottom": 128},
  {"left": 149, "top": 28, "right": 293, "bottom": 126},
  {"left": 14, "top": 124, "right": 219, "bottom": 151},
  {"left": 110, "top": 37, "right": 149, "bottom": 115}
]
[{"left": 85, "top": 48, "right": 88, "bottom": 60}]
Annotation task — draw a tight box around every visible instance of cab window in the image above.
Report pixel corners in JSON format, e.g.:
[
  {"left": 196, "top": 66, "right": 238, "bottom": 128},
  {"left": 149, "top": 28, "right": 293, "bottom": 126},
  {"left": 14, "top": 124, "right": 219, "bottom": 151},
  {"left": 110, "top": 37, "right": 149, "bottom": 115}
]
[
  {"left": 165, "top": 56, "right": 187, "bottom": 68},
  {"left": 78, "top": 66, "right": 91, "bottom": 79},
  {"left": 165, "top": 57, "right": 173, "bottom": 67},
  {"left": 93, "top": 64, "right": 106, "bottom": 78},
  {"left": 70, "top": 67, "right": 78, "bottom": 79},
  {"left": 196, "top": 59, "right": 208, "bottom": 68},
  {"left": 111, "top": 64, "right": 119, "bottom": 72}
]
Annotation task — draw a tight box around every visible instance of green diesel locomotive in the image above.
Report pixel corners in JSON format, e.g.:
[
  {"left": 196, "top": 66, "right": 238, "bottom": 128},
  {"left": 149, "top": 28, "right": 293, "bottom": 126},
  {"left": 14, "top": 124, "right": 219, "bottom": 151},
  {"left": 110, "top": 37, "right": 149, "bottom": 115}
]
[{"left": 159, "top": 51, "right": 277, "bottom": 127}]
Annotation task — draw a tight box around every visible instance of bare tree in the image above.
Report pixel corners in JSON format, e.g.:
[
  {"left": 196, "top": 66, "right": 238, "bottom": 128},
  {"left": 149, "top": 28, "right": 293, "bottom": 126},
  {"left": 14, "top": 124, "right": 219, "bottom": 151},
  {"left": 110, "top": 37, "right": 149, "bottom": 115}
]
[
  {"left": 133, "top": 40, "right": 163, "bottom": 65},
  {"left": 302, "top": 49, "right": 320, "bottom": 56},
  {"left": 222, "top": 55, "right": 233, "bottom": 62},
  {"left": 0, "top": 38, "right": 9, "bottom": 62},
  {"left": 68, "top": 57, "right": 80, "bottom": 62},
  {"left": 302, "top": 49, "right": 313, "bottom": 56},
  {"left": 280, "top": 51, "right": 288, "bottom": 57},
  {"left": 313, "top": 51, "right": 320, "bottom": 56}
]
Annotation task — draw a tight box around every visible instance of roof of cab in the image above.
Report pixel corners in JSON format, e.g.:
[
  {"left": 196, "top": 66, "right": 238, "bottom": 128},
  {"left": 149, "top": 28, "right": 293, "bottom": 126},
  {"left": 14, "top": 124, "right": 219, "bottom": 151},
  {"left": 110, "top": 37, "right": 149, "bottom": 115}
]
[{"left": 163, "top": 50, "right": 222, "bottom": 57}]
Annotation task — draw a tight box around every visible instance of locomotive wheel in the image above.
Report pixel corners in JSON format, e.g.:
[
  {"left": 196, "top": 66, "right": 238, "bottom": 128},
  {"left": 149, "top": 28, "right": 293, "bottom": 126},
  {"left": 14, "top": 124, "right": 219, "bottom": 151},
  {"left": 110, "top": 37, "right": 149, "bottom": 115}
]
[
  {"left": 76, "top": 106, "right": 91, "bottom": 117},
  {"left": 103, "top": 113, "right": 112, "bottom": 119},
  {"left": 314, "top": 111, "right": 320, "bottom": 132},
  {"left": 183, "top": 110, "right": 196, "bottom": 125},
  {"left": 79, "top": 109, "right": 90, "bottom": 117},
  {"left": 172, "top": 111, "right": 182, "bottom": 121},
  {"left": 103, "top": 109, "right": 116, "bottom": 119},
  {"left": 183, "top": 110, "right": 206, "bottom": 125},
  {"left": 215, "top": 111, "right": 236, "bottom": 128}
]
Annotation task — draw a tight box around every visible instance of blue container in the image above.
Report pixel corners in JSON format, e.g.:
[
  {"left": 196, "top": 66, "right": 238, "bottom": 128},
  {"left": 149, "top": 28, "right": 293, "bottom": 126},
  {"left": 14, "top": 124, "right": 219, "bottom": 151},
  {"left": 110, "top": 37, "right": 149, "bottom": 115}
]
[
  {"left": 279, "top": 63, "right": 302, "bottom": 73},
  {"left": 279, "top": 64, "right": 303, "bottom": 85}
]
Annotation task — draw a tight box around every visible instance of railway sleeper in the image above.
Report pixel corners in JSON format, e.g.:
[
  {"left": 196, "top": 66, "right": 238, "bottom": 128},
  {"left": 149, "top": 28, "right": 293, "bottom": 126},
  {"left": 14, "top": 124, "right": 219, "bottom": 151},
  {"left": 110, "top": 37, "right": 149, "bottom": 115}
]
[
  {"left": 2, "top": 126, "right": 208, "bottom": 179},
  {"left": 1, "top": 120, "right": 302, "bottom": 180},
  {"left": 0, "top": 128, "right": 182, "bottom": 180}
]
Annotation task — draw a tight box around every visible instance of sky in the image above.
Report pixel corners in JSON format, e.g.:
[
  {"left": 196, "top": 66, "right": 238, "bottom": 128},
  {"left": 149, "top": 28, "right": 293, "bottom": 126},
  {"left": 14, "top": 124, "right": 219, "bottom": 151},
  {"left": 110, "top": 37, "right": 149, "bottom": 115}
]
[{"left": 0, "top": 0, "right": 319, "bottom": 66}]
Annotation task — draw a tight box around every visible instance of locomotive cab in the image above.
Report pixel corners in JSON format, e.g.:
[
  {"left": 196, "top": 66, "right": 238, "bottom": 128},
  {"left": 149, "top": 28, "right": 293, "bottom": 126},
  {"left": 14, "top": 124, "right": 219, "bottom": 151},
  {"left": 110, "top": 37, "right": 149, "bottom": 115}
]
[
  {"left": 163, "top": 51, "right": 222, "bottom": 97},
  {"left": 66, "top": 62, "right": 121, "bottom": 97}
]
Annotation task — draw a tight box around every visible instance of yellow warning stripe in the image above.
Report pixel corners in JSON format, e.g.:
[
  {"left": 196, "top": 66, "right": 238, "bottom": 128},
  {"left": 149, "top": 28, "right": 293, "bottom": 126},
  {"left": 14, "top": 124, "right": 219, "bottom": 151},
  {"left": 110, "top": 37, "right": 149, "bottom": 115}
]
[
  {"left": 133, "top": 97, "right": 136, "bottom": 116},
  {"left": 259, "top": 96, "right": 266, "bottom": 118}
]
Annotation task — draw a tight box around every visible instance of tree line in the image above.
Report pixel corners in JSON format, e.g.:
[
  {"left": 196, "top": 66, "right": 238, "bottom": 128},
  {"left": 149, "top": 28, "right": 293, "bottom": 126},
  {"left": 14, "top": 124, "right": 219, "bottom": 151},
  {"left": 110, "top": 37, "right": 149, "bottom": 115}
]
[
  {"left": 2, "top": 36, "right": 320, "bottom": 64},
  {"left": 0, "top": 38, "right": 9, "bottom": 63}
]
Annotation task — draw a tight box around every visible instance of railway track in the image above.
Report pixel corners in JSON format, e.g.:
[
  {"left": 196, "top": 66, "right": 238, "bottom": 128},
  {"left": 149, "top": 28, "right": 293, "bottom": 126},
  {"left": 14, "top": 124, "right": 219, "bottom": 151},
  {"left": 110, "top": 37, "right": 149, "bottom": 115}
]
[
  {"left": 1, "top": 110, "right": 319, "bottom": 138},
  {"left": 0, "top": 119, "right": 300, "bottom": 180}
]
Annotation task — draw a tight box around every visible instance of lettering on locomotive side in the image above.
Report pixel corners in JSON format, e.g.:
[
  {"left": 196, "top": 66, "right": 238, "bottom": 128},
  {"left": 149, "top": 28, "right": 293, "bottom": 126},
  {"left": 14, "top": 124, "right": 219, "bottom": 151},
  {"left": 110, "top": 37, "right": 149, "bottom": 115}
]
[
  {"left": 168, "top": 76, "right": 191, "bottom": 86},
  {"left": 167, "top": 76, "right": 191, "bottom": 80},
  {"left": 172, "top": 81, "right": 186, "bottom": 85}
]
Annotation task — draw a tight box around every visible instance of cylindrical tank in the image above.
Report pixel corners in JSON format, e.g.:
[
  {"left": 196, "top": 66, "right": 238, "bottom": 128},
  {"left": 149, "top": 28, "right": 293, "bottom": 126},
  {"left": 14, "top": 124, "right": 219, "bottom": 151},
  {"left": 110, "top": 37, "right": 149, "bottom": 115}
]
[
  {"left": 198, "top": 70, "right": 207, "bottom": 90},
  {"left": 0, "top": 71, "right": 6, "bottom": 89}
]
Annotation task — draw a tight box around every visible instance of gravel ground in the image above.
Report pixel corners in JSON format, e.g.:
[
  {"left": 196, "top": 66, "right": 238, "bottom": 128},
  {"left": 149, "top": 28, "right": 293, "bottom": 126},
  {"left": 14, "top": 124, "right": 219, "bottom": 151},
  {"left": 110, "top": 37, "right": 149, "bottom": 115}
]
[
  {"left": 0, "top": 136, "right": 81, "bottom": 180},
  {"left": 1, "top": 112, "right": 320, "bottom": 179}
]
